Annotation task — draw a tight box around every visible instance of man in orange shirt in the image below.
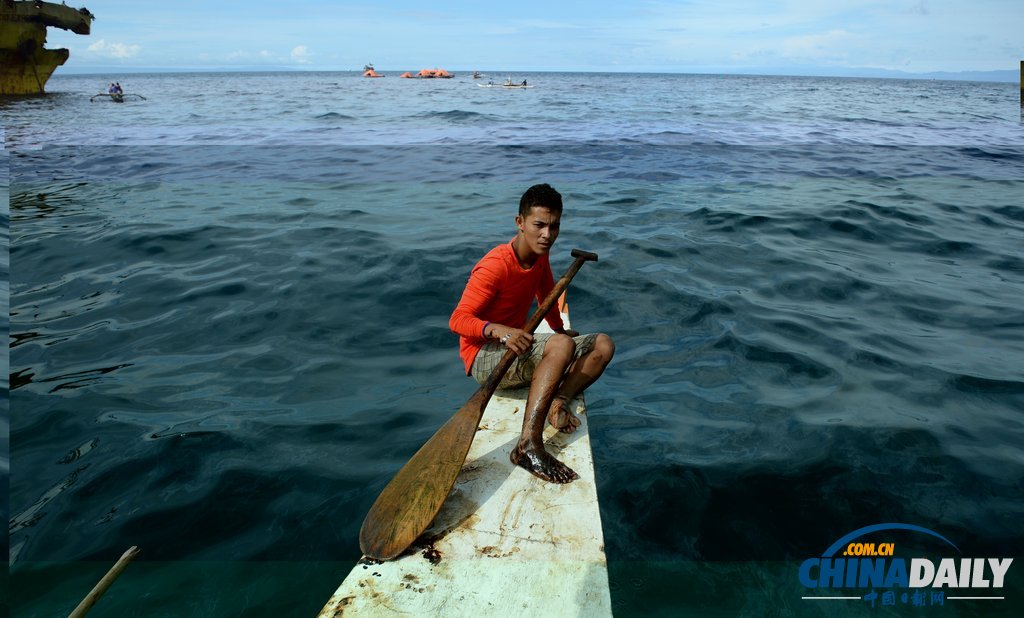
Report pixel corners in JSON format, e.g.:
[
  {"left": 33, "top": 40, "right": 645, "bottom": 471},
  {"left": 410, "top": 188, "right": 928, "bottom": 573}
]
[{"left": 449, "top": 184, "right": 615, "bottom": 484}]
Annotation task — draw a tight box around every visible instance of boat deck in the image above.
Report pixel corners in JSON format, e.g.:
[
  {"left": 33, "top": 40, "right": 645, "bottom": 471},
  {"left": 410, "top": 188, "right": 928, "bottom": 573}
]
[{"left": 318, "top": 314, "right": 612, "bottom": 616}]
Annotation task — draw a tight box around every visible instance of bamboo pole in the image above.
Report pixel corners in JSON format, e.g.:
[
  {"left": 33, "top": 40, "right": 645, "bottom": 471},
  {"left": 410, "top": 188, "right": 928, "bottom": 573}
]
[{"left": 68, "top": 546, "right": 140, "bottom": 618}]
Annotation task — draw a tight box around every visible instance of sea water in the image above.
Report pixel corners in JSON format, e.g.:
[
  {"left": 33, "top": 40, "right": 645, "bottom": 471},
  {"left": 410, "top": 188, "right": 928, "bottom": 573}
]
[{"left": 3, "top": 71, "right": 1024, "bottom": 616}]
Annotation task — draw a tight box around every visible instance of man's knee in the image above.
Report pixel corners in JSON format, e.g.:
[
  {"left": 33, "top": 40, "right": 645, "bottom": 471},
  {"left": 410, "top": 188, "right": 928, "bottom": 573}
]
[
  {"left": 543, "top": 333, "right": 576, "bottom": 363},
  {"left": 593, "top": 333, "right": 615, "bottom": 364}
]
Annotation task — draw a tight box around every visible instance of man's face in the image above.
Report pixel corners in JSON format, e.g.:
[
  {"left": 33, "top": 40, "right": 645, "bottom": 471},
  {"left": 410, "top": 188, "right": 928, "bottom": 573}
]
[{"left": 517, "top": 206, "right": 561, "bottom": 255}]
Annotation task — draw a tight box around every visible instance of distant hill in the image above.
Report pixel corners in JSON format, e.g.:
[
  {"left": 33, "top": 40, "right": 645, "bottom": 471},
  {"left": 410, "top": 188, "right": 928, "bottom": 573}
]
[
  {"left": 839, "top": 67, "right": 1018, "bottom": 83},
  {"left": 717, "top": 65, "right": 1019, "bottom": 83}
]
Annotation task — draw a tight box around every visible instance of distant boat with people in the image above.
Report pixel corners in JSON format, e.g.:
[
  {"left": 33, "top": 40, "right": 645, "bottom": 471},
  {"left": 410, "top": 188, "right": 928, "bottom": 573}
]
[
  {"left": 90, "top": 92, "right": 147, "bottom": 103},
  {"left": 90, "top": 80, "right": 146, "bottom": 102}
]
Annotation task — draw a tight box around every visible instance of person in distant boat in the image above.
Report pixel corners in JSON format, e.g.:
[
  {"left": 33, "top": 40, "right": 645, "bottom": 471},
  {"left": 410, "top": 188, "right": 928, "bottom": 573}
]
[
  {"left": 521, "top": 80, "right": 527, "bottom": 86},
  {"left": 108, "top": 83, "right": 117, "bottom": 94},
  {"left": 449, "top": 184, "right": 615, "bottom": 484},
  {"left": 115, "top": 82, "right": 123, "bottom": 94}
]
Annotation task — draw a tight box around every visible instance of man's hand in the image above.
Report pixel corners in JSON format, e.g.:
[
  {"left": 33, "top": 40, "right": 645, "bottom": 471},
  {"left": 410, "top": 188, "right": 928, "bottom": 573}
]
[{"left": 500, "top": 328, "right": 533, "bottom": 356}]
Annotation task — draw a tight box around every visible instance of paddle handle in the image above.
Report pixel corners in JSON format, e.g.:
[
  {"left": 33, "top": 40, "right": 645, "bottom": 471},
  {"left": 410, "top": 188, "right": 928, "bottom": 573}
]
[{"left": 480, "top": 248, "right": 598, "bottom": 393}]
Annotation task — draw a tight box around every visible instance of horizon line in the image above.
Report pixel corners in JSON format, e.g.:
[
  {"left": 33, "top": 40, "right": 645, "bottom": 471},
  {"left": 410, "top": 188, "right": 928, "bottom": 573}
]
[{"left": 52, "top": 66, "right": 1019, "bottom": 84}]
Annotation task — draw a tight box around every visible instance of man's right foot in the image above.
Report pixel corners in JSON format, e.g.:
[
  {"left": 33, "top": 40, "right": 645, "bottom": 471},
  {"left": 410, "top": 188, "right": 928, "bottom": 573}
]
[{"left": 510, "top": 444, "right": 578, "bottom": 484}]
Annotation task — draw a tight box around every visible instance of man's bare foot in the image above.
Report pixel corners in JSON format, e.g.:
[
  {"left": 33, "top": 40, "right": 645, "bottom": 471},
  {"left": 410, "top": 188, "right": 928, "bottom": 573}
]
[
  {"left": 510, "top": 443, "right": 578, "bottom": 484},
  {"left": 547, "top": 396, "right": 581, "bottom": 434}
]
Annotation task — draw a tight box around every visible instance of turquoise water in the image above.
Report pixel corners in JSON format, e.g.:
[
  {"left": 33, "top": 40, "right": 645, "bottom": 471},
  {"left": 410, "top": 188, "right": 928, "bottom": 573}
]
[{"left": 4, "top": 71, "right": 1024, "bottom": 616}]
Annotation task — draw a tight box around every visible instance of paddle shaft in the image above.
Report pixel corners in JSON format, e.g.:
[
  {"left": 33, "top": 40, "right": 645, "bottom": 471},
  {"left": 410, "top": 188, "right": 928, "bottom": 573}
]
[
  {"left": 69, "top": 546, "right": 140, "bottom": 618},
  {"left": 359, "top": 248, "right": 598, "bottom": 560}
]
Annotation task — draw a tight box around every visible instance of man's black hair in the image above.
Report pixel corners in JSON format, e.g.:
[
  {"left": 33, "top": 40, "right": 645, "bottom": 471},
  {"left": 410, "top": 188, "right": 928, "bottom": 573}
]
[{"left": 519, "top": 183, "right": 563, "bottom": 218}]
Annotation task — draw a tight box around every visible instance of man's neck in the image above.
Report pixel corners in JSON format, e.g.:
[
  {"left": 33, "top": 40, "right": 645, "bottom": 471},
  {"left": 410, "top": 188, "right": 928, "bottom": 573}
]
[{"left": 512, "top": 236, "right": 538, "bottom": 269}]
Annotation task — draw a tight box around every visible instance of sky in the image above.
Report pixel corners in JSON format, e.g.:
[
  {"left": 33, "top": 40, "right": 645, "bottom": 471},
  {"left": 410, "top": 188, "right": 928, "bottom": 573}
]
[{"left": 46, "top": 0, "right": 1023, "bottom": 77}]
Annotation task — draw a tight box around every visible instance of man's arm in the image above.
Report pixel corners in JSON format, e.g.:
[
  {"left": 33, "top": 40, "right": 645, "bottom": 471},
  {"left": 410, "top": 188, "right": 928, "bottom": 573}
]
[
  {"left": 450, "top": 263, "right": 498, "bottom": 340},
  {"left": 449, "top": 259, "right": 536, "bottom": 356}
]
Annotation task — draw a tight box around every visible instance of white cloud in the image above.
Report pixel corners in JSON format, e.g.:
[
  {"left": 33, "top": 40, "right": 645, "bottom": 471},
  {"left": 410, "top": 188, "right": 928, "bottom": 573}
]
[
  {"left": 290, "top": 45, "right": 313, "bottom": 64},
  {"left": 86, "top": 39, "right": 141, "bottom": 59}
]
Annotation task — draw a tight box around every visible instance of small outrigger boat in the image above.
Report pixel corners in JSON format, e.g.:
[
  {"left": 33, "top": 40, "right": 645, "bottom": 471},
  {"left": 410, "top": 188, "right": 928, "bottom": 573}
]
[
  {"left": 318, "top": 298, "right": 611, "bottom": 617},
  {"left": 90, "top": 92, "right": 145, "bottom": 102}
]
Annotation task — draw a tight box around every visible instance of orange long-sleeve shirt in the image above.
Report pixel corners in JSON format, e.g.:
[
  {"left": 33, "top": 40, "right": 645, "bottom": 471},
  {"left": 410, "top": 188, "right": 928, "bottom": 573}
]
[{"left": 449, "top": 240, "right": 565, "bottom": 374}]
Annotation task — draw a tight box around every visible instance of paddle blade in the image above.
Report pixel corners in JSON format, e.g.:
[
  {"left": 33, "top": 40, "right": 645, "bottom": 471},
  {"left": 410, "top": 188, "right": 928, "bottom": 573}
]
[{"left": 359, "top": 393, "right": 487, "bottom": 560}]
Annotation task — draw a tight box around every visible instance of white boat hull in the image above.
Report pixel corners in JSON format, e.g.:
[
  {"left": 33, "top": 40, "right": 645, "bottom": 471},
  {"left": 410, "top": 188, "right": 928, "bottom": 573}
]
[
  {"left": 477, "top": 83, "right": 534, "bottom": 89},
  {"left": 319, "top": 309, "right": 612, "bottom": 617}
]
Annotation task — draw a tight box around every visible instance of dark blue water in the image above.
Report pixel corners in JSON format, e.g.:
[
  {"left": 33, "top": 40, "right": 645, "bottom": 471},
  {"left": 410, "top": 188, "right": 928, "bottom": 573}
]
[{"left": 4, "top": 71, "right": 1024, "bottom": 616}]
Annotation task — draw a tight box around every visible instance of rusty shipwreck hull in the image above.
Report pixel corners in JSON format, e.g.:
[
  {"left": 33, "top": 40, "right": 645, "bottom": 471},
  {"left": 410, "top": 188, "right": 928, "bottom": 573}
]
[{"left": 0, "top": 0, "right": 93, "bottom": 95}]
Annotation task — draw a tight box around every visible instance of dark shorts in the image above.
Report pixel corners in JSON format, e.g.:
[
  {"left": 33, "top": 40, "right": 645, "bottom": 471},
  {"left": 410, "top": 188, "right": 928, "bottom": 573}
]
[{"left": 470, "top": 333, "right": 598, "bottom": 390}]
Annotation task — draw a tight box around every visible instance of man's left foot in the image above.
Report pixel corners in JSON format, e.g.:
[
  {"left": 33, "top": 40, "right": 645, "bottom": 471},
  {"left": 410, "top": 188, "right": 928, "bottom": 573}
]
[
  {"left": 547, "top": 396, "right": 581, "bottom": 434},
  {"left": 510, "top": 443, "right": 579, "bottom": 484}
]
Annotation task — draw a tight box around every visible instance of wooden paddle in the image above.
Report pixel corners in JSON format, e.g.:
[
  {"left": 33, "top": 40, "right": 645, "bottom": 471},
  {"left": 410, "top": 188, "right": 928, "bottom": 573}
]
[{"left": 359, "top": 248, "right": 599, "bottom": 560}]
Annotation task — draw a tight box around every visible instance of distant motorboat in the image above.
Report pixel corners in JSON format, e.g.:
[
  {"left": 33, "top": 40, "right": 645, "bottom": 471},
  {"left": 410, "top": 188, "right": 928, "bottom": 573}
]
[{"left": 362, "top": 63, "right": 384, "bottom": 77}]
